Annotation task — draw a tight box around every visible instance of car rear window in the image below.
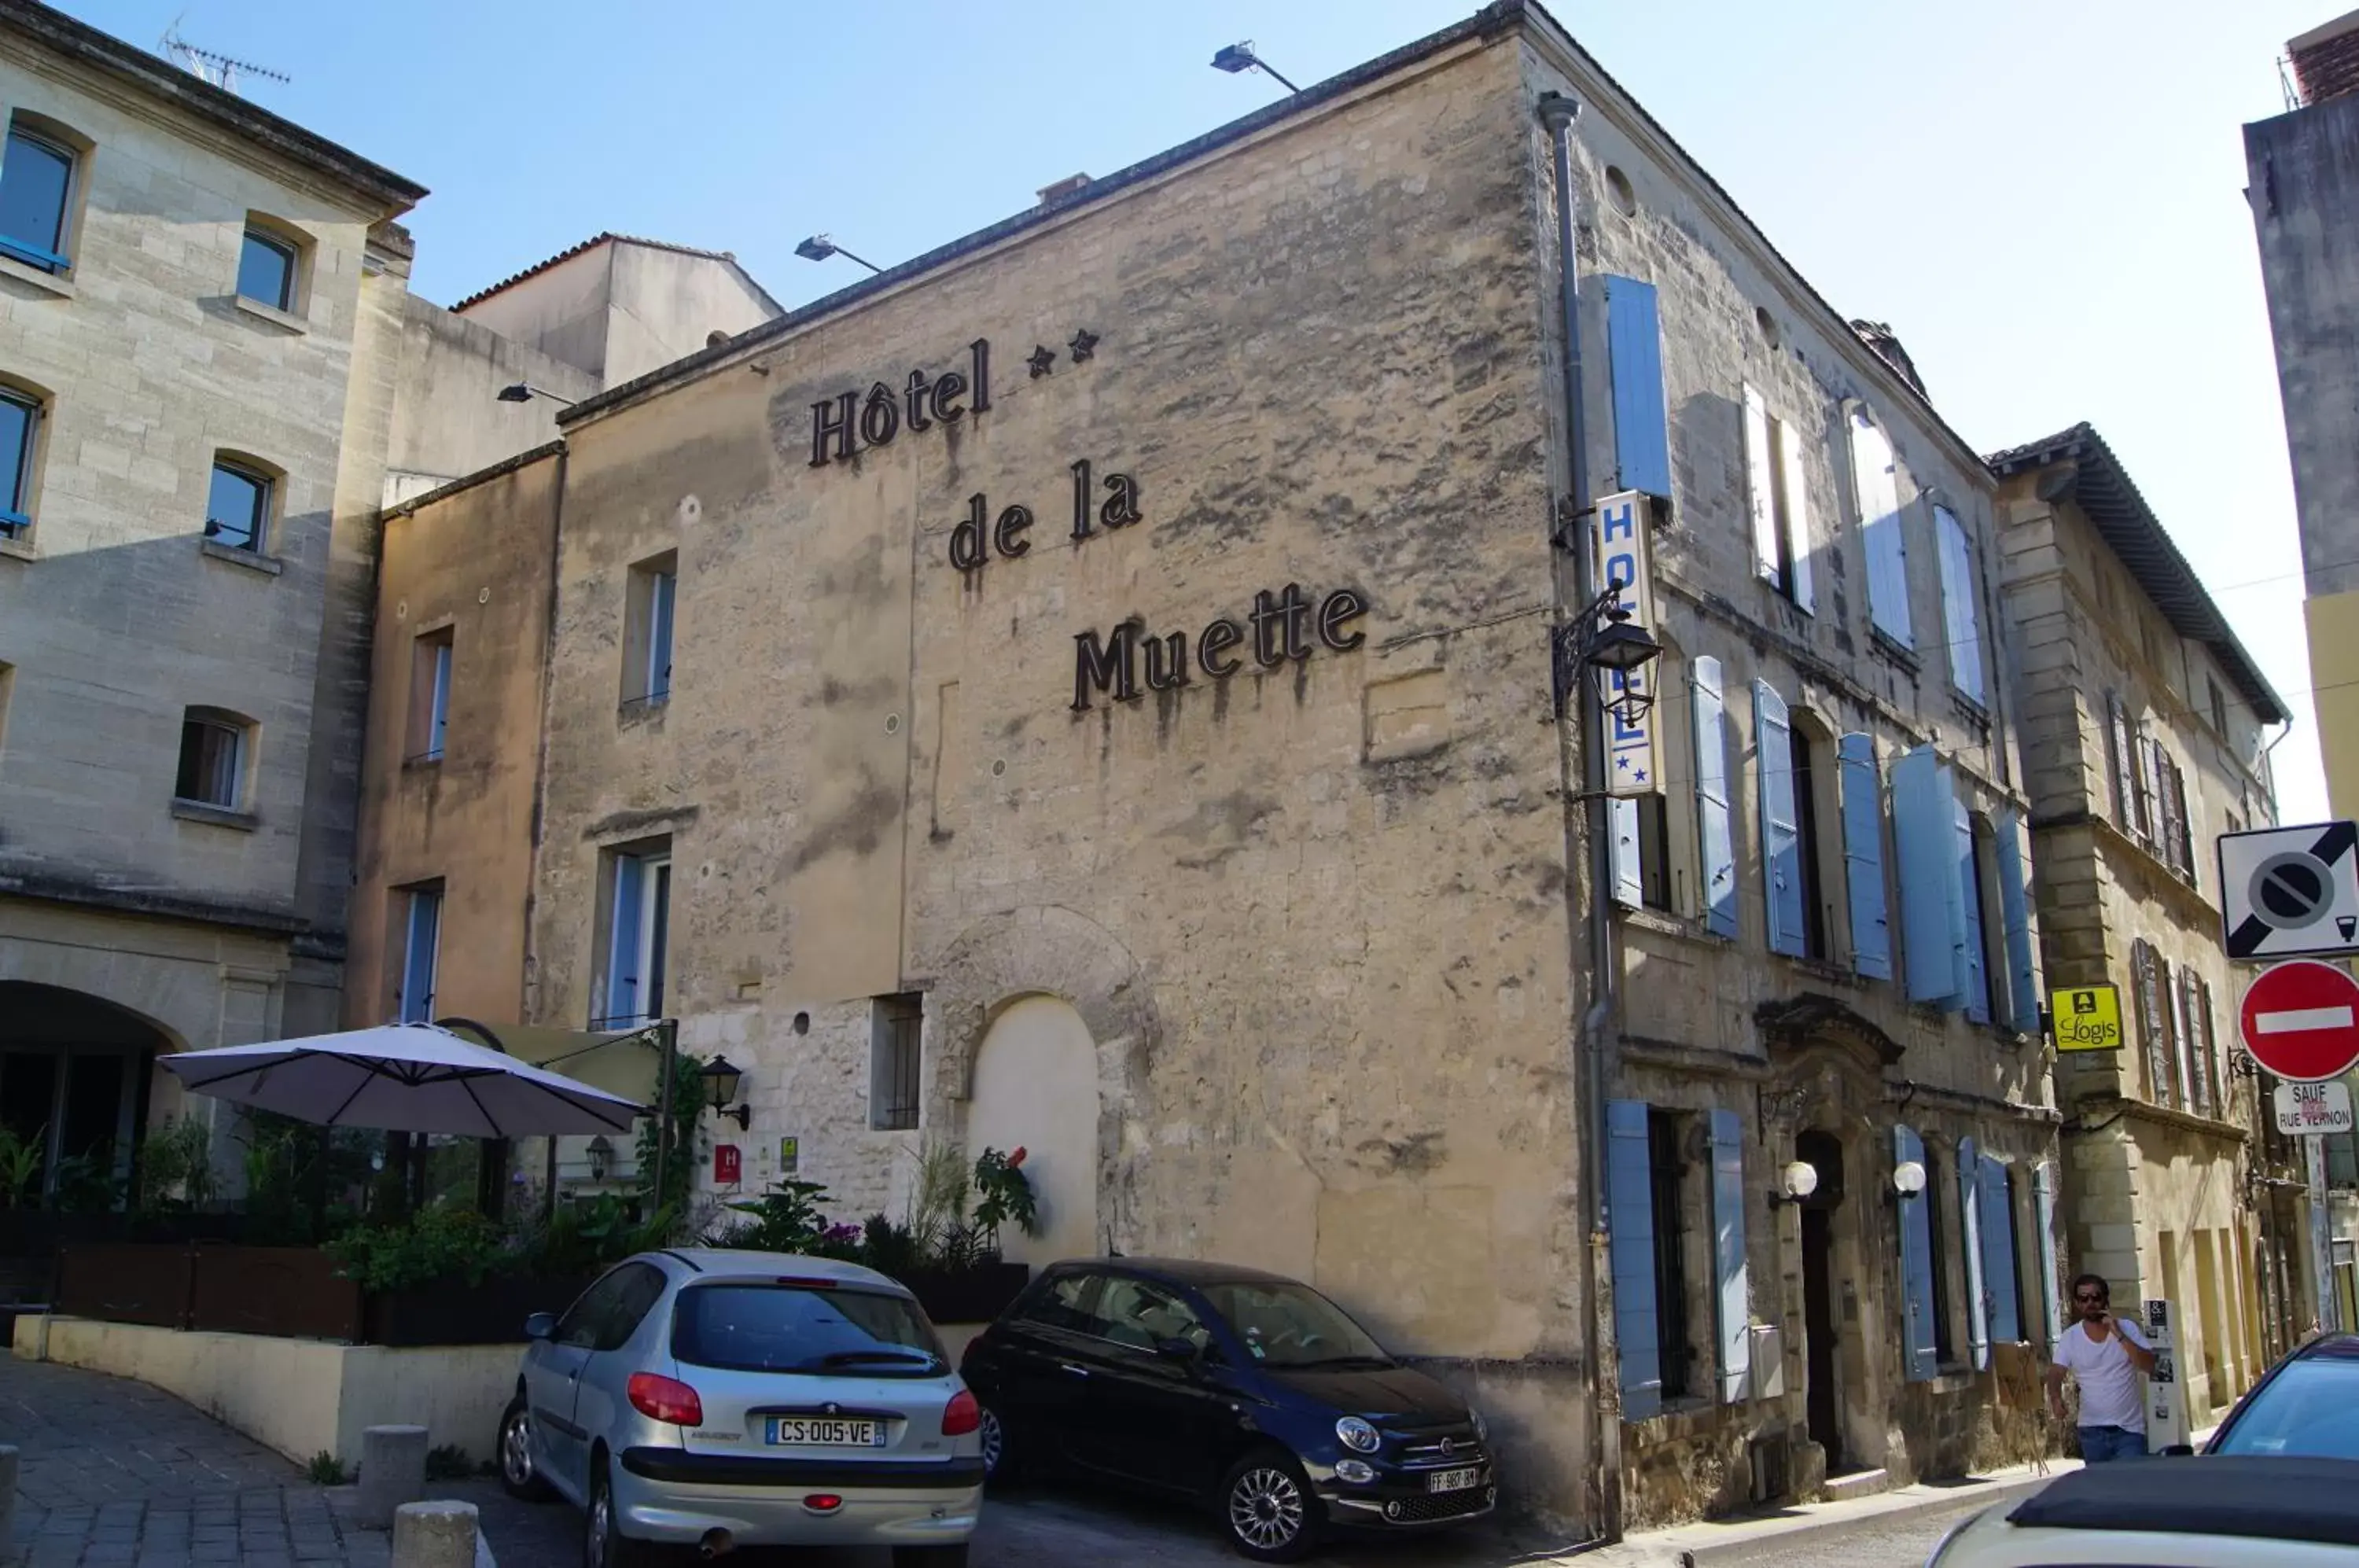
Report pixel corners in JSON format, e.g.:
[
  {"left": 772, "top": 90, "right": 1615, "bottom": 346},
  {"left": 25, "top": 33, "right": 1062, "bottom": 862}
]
[
  {"left": 2212, "top": 1358, "right": 2359, "bottom": 1459},
  {"left": 672, "top": 1283, "right": 947, "bottom": 1378}
]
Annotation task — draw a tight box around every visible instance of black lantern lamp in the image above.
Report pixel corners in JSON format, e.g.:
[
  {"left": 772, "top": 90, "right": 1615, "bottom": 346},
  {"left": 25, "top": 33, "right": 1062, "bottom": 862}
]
[
  {"left": 584, "top": 1135, "right": 612, "bottom": 1183},
  {"left": 1556, "top": 583, "right": 1664, "bottom": 730},
  {"left": 701, "top": 1055, "right": 751, "bottom": 1130}
]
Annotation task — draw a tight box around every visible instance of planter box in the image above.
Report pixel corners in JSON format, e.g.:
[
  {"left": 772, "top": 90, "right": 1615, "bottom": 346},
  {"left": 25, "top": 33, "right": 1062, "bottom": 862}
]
[
  {"left": 897, "top": 1262, "right": 1029, "bottom": 1326},
  {"left": 362, "top": 1273, "right": 595, "bottom": 1348}
]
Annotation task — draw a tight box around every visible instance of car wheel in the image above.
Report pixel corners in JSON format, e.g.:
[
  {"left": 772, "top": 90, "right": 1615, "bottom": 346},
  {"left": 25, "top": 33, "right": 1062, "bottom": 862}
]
[
  {"left": 979, "top": 1404, "right": 1020, "bottom": 1485},
  {"left": 891, "top": 1547, "right": 971, "bottom": 1567},
  {"left": 1221, "top": 1450, "right": 1323, "bottom": 1562},
  {"left": 583, "top": 1456, "right": 652, "bottom": 1568},
  {"left": 498, "top": 1394, "right": 554, "bottom": 1502}
]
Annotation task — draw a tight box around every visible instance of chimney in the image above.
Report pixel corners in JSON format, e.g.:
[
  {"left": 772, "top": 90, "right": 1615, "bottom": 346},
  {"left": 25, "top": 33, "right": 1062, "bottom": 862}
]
[
  {"left": 1037, "top": 173, "right": 1091, "bottom": 206},
  {"left": 2290, "top": 9, "right": 2359, "bottom": 105}
]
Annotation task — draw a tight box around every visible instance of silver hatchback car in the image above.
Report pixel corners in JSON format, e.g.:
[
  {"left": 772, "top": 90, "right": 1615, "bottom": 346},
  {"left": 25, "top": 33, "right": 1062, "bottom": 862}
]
[{"left": 497, "top": 1249, "right": 984, "bottom": 1566}]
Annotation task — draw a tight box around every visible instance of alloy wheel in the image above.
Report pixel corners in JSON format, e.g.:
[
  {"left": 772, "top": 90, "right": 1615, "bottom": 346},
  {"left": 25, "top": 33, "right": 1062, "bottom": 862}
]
[
  {"left": 979, "top": 1409, "right": 1004, "bottom": 1477},
  {"left": 1228, "top": 1465, "right": 1306, "bottom": 1551},
  {"left": 502, "top": 1410, "right": 534, "bottom": 1487},
  {"left": 587, "top": 1479, "right": 611, "bottom": 1568}
]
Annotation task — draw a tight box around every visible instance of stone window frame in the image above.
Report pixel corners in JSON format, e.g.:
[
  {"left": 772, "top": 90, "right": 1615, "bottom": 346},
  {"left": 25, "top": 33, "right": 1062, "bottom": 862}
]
[
  {"left": 593, "top": 835, "right": 672, "bottom": 1031},
  {"left": 869, "top": 992, "right": 924, "bottom": 1133},
  {"left": 201, "top": 450, "right": 285, "bottom": 563},
  {"left": 233, "top": 212, "right": 313, "bottom": 333},
  {"left": 620, "top": 550, "right": 678, "bottom": 722},
  {"left": 171, "top": 704, "right": 258, "bottom": 826}
]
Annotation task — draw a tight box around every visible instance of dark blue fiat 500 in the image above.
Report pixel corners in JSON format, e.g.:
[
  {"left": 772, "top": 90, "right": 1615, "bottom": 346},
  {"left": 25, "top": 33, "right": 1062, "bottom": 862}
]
[{"left": 960, "top": 1258, "right": 1492, "bottom": 1561}]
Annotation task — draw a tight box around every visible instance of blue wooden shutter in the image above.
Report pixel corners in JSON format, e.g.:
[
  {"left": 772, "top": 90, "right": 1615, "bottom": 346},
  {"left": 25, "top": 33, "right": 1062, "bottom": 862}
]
[
  {"left": 1895, "top": 1125, "right": 1938, "bottom": 1382},
  {"left": 1755, "top": 681, "right": 1803, "bottom": 957},
  {"left": 1605, "top": 277, "right": 1672, "bottom": 500},
  {"left": 1709, "top": 1108, "right": 1750, "bottom": 1403},
  {"left": 1610, "top": 797, "right": 1643, "bottom": 910},
  {"left": 428, "top": 641, "right": 452, "bottom": 757},
  {"left": 2033, "top": 1161, "right": 2061, "bottom": 1348},
  {"left": 1980, "top": 1155, "right": 2021, "bottom": 1344},
  {"left": 1849, "top": 410, "right": 1912, "bottom": 649},
  {"left": 1935, "top": 505, "right": 1985, "bottom": 705},
  {"left": 1777, "top": 417, "right": 1815, "bottom": 614},
  {"left": 1958, "top": 1135, "right": 1989, "bottom": 1371},
  {"left": 1744, "top": 385, "right": 1781, "bottom": 588},
  {"left": 1955, "top": 797, "right": 1989, "bottom": 1024},
  {"left": 1893, "top": 748, "right": 1962, "bottom": 1007},
  {"left": 399, "top": 891, "right": 440, "bottom": 1025},
  {"left": 606, "top": 854, "right": 646, "bottom": 1025},
  {"left": 1994, "top": 807, "right": 2039, "bottom": 1034},
  {"left": 1693, "top": 657, "right": 1739, "bottom": 940},
  {"left": 1606, "top": 1100, "right": 1662, "bottom": 1419},
  {"left": 1838, "top": 734, "right": 1892, "bottom": 980}
]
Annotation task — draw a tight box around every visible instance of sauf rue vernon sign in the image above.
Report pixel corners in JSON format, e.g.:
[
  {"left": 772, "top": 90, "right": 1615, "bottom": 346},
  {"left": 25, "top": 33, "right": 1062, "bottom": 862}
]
[{"left": 810, "top": 336, "right": 1370, "bottom": 711}]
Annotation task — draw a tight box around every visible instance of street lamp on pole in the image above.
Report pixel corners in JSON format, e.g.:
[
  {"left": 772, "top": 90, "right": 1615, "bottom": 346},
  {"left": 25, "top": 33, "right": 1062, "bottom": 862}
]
[
  {"left": 795, "top": 234, "right": 884, "bottom": 274},
  {"left": 497, "top": 383, "right": 576, "bottom": 407},
  {"left": 1211, "top": 41, "right": 1302, "bottom": 94}
]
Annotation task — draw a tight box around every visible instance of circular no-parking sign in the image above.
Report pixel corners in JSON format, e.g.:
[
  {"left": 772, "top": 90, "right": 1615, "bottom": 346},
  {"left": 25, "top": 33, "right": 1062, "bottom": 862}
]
[{"left": 2239, "top": 960, "right": 2359, "bottom": 1083}]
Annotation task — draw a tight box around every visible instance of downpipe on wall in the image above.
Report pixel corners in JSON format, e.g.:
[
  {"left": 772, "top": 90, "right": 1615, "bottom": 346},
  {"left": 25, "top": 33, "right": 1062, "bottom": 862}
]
[{"left": 1540, "top": 86, "right": 1622, "bottom": 1543}]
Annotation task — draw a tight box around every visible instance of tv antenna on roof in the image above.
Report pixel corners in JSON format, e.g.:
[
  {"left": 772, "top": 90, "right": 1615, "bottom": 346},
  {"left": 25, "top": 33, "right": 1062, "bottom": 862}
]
[{"left": 159, "top": 18, "right": 290, "bottom": 97}]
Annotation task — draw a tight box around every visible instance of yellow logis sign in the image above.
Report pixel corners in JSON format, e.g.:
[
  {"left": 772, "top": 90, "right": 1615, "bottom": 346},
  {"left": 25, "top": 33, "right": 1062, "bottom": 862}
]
[{"left": 2054, "top": 985, "right": 2125, "bottom": 1052}]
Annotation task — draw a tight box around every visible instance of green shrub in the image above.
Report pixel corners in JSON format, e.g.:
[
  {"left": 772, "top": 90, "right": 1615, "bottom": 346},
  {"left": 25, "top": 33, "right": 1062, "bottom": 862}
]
[
  {"left": 326, "top": 1205, "right": 504, "bottom": 1293},
  {"left": 304, "top": 1452, "right": 347, "bottom": 1485}
]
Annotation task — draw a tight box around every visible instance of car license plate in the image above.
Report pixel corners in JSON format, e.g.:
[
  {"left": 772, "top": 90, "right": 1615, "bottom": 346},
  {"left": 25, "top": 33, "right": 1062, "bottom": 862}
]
[
  {"left": 1428, "top": 1466, "right": 1481, "bottom": 1494},
  {"left": 765, "top": 1418, "right": 881, "bottom": 1448}
]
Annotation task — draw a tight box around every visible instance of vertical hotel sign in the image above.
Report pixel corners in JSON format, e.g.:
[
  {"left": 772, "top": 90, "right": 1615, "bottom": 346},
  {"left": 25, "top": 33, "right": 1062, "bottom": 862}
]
[{"left": 1592, "top": 491, "right": 1660, "bottom": 798}]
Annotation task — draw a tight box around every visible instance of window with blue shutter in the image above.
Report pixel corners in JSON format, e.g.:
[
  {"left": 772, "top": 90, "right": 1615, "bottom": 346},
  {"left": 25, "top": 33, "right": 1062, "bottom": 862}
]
[
  {"left": 1607, "top": 1100, "right": 1663, "bottom": 1419},
  {"left": 1956, "top": 800, "right": 1989, "bottom": 1024},
  {"left": 1838, "top": 734, "right": 1892, "bottom": 980},
  {"left": 1605, "top": 277, "right": 1672, "bottom": 500},
  {"left": 1693, "top": 657, "right": 1739, "bottom": 940},
  {"left": 2033, "top": 1161, "right": 2061, "bottom": 1348},
  {"left": 1848, "top": 409, "right": 1912, "bottom": 649},
  {"left": 1893, "top": 748, "right": 1963, "bottom": 1007},
  {"left": 1958, "top": 1135, "right": 1989, "bottom": 1371},
  {"left": 1994, "top": 807, "right": 2039, "bottom": 1034},
  {"left": 1755, "top": 681, "right": 1803, "bottom": 957},
  {"left": 397, "top": 886, "right": 442, "bottom": 1025},
  {"left": 1895, "top": 1125, "right": 1938, "bottom": 1382},
  {"left": 1709, "top": 1108, "right": 1750, "bottom": 1403},
  {"left": 1745, "top": 385, "right": 1782, "bottom": 589},
  {"left": 1934, "top": 505, "right": 1985, "bottom": 705},
  {"left": 1980, "top": 1154, "right": 2021, "bottom": 1344},
  {"left": 605, "top": 853, "right": 646, "bottom": 1027},
  {"left": 1777, "top": 417, "right": 1815, "bottom": 614}
]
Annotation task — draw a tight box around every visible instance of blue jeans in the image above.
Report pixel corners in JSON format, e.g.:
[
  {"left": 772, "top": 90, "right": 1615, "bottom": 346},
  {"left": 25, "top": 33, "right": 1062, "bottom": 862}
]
[{"left": 2078, "top": 1424, "right": 2148, "bottom": 1463}]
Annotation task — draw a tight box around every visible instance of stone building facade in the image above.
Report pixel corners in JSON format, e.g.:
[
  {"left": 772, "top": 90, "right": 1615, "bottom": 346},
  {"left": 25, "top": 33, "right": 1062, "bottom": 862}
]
[
  {"left": 1992, "top": 426, "right": 2305, "bottom": 1410},
  {"left": 2249, "top": 9, "right": 2359, "bottom": 827},
  {"left": 351, "top": 0, "right": 2070, "bottom": 1532},
  {"left": 0, "top": 0, "right": 424, "bottom": 1191}
]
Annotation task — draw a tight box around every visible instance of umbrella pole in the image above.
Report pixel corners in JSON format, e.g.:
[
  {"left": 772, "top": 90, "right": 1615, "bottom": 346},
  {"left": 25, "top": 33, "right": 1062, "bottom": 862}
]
[{"left": 653, "top": 1019, "right": 678, "bottom": 1213}]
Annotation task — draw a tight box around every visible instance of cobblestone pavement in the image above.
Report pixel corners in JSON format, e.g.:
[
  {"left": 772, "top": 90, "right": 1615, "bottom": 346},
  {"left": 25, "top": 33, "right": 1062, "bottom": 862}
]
[{"left": 0, "top": 1358, "right": 390, "bottom": 1568}]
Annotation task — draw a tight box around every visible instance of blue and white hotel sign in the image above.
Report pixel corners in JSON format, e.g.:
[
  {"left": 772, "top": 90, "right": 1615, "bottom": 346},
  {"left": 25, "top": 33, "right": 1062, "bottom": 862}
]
[{"left": 1592, "top": 491, "right": 1660, "bottom": 800}]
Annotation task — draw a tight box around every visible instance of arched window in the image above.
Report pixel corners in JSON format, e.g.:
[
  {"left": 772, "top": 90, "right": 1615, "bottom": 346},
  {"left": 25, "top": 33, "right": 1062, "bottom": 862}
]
[{"left": 0, "top": 113, "right": 89, "bottom": 275}]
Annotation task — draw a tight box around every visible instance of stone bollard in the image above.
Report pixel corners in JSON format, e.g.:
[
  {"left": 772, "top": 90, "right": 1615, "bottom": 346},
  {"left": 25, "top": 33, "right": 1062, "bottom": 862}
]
[
  {"left": 390, "top": 1500, "right": 478, "bottom": 1568},
  {"left": 359, "top": 1424, "right": 430, "bottom": 1529},
  {"left": 0, "top": 1443, "right": 17, "bottom": 1557}
]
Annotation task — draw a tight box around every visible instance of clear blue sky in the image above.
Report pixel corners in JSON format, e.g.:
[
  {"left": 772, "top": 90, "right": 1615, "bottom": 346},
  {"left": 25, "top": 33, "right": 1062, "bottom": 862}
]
[{"left": 64, "top": 0, "right": 2335, "bottom": 819}]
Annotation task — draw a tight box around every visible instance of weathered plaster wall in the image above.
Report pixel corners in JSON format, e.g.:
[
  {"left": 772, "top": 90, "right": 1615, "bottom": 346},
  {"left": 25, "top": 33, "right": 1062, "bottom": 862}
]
[
  {"left": 345, "top": 450, "right": 561, "bottom": 1029},
  {"left": 384, "top": 296, "right": 594, "bottom": 503}
]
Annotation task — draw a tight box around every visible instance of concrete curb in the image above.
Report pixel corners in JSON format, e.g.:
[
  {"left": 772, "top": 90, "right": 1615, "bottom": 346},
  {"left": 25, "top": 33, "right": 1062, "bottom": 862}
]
[{"left": 1673, "top": 1473, "right": 2054, "bottom": 1566}]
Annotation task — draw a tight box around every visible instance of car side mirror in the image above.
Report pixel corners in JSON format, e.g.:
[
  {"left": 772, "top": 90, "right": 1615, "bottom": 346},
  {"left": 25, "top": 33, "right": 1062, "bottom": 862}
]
[
  {"left": 1154, "top": 1336, "right": 1200, "bottom": 1364},
  {"left": 524, "top": 1312, "right": 556, "bottom": 1342},
  {"left": 2160, "top": 1443, "right": 2195, "bottom": 1457}
]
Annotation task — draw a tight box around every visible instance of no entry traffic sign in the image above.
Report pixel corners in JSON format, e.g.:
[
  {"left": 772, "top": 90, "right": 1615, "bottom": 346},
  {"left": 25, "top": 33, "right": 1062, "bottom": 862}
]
[{"left": 2241, "top": 960, "right": 2359, "bottom": 1083}]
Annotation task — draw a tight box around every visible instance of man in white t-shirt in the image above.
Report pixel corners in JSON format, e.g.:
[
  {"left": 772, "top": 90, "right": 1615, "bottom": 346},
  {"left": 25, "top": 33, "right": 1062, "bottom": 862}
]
[{"left": 2046, "top": 1272, "right": 2158, "bottom": 1463}]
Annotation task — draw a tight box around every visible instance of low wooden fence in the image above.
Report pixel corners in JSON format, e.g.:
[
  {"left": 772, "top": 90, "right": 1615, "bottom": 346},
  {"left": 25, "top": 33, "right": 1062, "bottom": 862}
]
[{"left": 58, "top": 1244, "right": 360, "bottom": 1342}]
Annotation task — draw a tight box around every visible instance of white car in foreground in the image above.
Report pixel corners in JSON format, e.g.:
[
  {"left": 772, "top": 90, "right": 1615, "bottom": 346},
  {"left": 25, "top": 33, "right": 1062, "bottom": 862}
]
[{"left": 1928, "top": 1456, "right": 2359, "bottom": 1566}]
